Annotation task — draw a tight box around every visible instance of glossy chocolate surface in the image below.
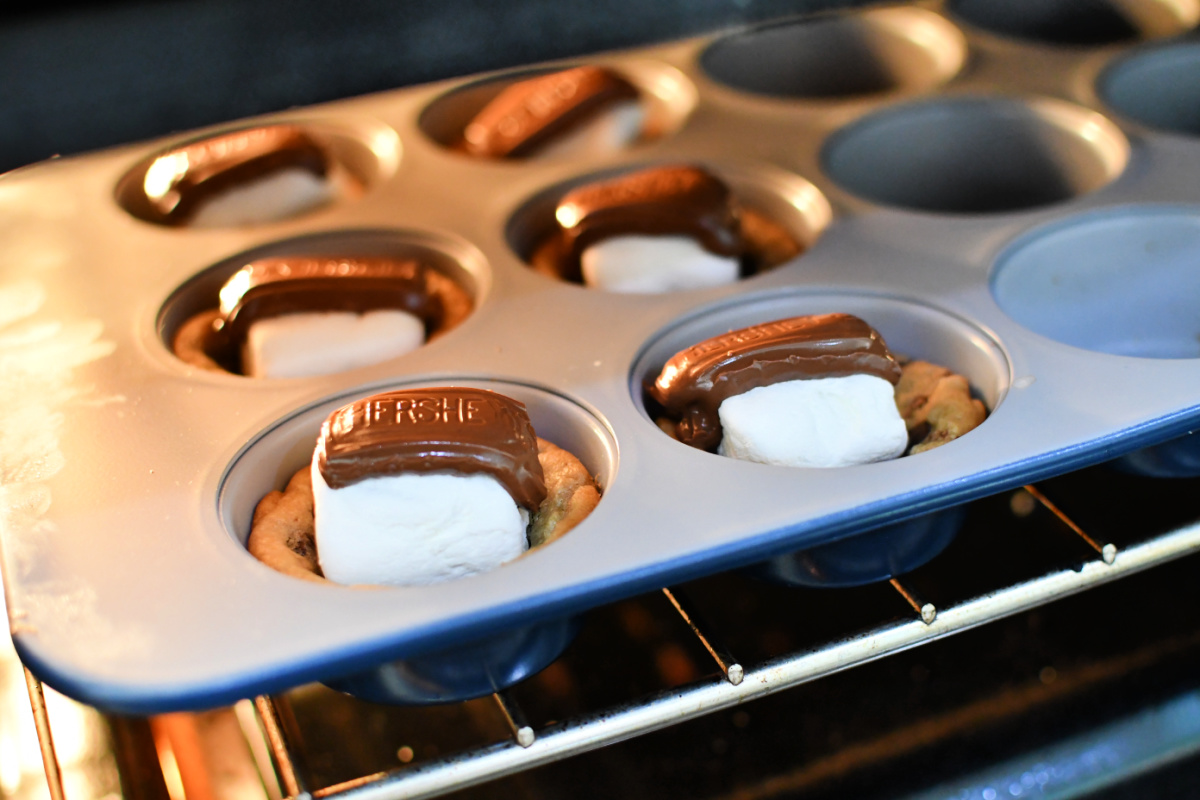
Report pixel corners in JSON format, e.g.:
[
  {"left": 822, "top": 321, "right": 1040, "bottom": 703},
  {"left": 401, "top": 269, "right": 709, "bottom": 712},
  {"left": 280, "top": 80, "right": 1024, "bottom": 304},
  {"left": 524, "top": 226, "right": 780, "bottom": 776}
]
[
  {"left": 650, "top": 313, "right": 901, "bottom": 450},
  {"left": 215, "top": 256, "right": 446, "bottom": 344},
  {"left": 550, "top": 165, "right": 743, "bottom": 280},
  {"left": 316, "top": 388, "right": 547, "bottom": 511},
  {"left": 137, "top": 126, "right": 328, "bottom": 224},
  {"left": 462, "top": 66, "right": 638, "bottom": 158}
]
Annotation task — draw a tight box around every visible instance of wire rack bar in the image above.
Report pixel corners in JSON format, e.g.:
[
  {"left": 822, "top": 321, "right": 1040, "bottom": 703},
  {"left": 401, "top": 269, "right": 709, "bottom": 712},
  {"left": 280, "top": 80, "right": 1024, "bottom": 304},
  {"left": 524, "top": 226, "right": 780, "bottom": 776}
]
[
  {"left": 493, "top": 690, "right": 536, "bottom": 748},
  {"left": 256, "top": 695, "right": 310, "bottom": 799},
  {"left": 1024, "top": 484, "right": 1118, "bottom": 564},
  {"left": 661, "top": 586, "right": 744, "bottom": 685},
  {"left": 234, "top": 698, "right": 286, "bottom": 800},
  {"left": 888, "top": 577, "right": 937, "bottom": 624},
  {"left": 296, "top": 517, "right": 1200, "bottom": 800},
  {"left": 24, "top": 667, "right": 67, "bottom": 800}
]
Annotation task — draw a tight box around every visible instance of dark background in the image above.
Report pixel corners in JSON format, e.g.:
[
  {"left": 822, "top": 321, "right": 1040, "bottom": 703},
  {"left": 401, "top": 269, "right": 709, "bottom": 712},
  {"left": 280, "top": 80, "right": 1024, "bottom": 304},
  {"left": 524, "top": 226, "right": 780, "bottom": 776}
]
[{"left": 0, "top": 0, "right": 870, "bottom": 174}]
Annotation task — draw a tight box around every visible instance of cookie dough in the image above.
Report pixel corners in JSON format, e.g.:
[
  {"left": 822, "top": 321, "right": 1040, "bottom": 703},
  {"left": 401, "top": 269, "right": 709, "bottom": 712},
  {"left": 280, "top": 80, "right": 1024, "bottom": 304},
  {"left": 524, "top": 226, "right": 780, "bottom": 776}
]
[{"left": 895, "top": 359, "right": 987, "bottom": 454}]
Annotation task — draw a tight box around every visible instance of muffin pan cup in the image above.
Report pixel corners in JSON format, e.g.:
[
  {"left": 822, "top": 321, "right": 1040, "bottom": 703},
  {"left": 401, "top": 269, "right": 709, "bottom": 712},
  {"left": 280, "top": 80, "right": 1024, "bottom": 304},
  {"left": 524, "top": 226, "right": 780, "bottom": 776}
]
[
  {"left": 322, "top": 616, "right": 581, "bottom": 705},
  {"left": 747, "top": 506, "right": 967, "bottom": 588},
  {"left": 217, "top": 378, "right": 613, "bottom": 705},
  {"left": 3, "top": 2, "right": 1200, "bottom": 712}
]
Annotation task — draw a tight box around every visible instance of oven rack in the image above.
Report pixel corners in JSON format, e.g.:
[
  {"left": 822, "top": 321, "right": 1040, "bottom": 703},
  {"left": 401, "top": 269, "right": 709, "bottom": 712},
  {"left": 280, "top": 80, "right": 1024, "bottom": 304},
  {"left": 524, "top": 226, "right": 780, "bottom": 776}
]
[{"left": 22, "top": 482, "right": 1200, "bottom": 800}]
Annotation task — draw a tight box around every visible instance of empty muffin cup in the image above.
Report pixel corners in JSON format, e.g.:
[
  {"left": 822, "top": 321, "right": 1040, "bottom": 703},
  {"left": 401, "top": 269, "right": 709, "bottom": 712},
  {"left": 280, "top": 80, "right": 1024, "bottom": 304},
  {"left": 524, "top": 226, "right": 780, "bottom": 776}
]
[
  {"left": 991, "top": 206, "right": 1200, "bottom": 477},
  {"left": 117, "top": 120, "right": 399, "bottom": 227},
  {"left": 700, "top": 6, "right": 966, "bottom": 100},
  {"left": 1100, "top": 42, "right": 1200, "bottom": 136},
  {"left": 948, "top": 0, "right": 1198, "bottom": 46},
  {"left": 823, "top": 96, "right": 1128, "bottom": 214},
  {"left": 991, "top": 206, "right": 1200, "bottom": 359},
  {"left": 632, "top": 290, "right": 1009, "bottom": 586},
  {"left": 159, "top": 229, "right": 481, "bottom": 378},
  {"left": 219, "top": 379, "right": 617, "bottom": 703},
  {"left": 419, "top": 61, "right": 697, "bottom": 160},
  {"left": 508, "top": 162, "right": 830, "bottom": 292}
]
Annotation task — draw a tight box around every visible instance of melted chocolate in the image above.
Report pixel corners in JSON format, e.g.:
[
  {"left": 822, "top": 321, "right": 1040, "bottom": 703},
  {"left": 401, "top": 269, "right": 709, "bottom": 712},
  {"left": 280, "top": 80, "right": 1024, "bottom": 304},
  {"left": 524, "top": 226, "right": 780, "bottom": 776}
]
[
  {"left": 550, "top": 165, "right": 743, "bottom": 281},
  {"left": 316, "top": 388, "right": 547, "bottom": 511},
  {"left": 462, "top": 66, "right": 638, "bottom": 159},
  {"left": 650, "top": 314, "right": 901, "bottom": 451},
  {"left": 138, "top": 126, "right": 327, "bottom": 225},
  {"left": 215, "top": 256, "right": 446, "bottom": 346}
]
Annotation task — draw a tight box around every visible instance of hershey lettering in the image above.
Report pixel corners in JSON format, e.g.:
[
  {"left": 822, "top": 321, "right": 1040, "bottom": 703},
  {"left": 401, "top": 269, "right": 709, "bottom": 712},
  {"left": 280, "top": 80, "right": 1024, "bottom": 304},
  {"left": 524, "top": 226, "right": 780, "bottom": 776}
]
[
  {"left": 688, "top": 319, "right": 801, "bottom": 357},
  {"left": 363, "top": 395, "right": 487, "bottom": 426}
]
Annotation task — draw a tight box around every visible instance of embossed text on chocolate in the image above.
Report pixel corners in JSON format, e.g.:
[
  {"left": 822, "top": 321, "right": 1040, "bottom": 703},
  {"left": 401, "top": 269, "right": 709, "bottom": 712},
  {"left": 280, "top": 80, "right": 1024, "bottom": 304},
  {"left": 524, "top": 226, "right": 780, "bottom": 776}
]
[
  {"left": 364, "top": 394, "right": 488, "bottom": 426},
  {"left": 687, "top": 319, "right": 801, "bottom": 357}
]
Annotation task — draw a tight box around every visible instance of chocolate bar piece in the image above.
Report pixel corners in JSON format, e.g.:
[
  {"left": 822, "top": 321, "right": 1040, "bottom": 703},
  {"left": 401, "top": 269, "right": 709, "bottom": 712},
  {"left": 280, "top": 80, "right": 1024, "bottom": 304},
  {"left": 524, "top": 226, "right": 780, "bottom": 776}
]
[
  {"left": 462, "top": 66, "right": 638, "bottom": 158},
  {"left": 551, "top": 165, "right": 744, "bottom": 281},
  {"left": 650, "top": 313, "right": 901, "bottom": 450},
  {"left": 316, "top": 388, "right": 548, "bottom": 511},
  {"left": 215, "top": 256, "right": 445, "bottom": 345},
  {"left": 138, "top": 126, "right": 327, "bottom": 225}
]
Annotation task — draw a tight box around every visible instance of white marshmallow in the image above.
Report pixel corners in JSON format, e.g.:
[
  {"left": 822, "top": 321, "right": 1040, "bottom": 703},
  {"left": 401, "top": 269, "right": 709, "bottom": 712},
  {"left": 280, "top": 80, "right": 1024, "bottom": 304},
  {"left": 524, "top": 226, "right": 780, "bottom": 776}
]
[
  {"left": 189, "top": 167, "right": 336, "bottom": 227},
  {"left": 534, "top": 101, "right": 644, "bottom": 159},
  {"left": 242, "top": 309, "right": 425, "bottom": 379},
  {"left": 581, "top": 235, "right": 741, "bottom": 293},
  {"left": 312, "top": 464, "right": 530, "bottom": 587},
  {"left": 718, "top": 374, "right": 908, "bottom": 468}
]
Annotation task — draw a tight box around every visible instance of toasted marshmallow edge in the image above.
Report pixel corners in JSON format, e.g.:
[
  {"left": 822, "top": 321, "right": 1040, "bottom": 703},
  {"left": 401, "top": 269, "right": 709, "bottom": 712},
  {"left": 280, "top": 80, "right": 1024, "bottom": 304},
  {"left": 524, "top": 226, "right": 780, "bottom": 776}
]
[
  {"left": 581, "top": 235, "right": 740, "bottom": 293},
  {"left": 241, "top": 309, "right": 425, "bottom": 379},
  {"left": 718, "top": 374, "right": 908, "bottom": 468},
  {"left": 312, "top": 463, "right": 530, "bottom": 587},
  {"left": 188, "top": 167, "right": 336, "bottom": 228},
  {"left": 533, "top": 101, "right": 644, "bottom": 159}
]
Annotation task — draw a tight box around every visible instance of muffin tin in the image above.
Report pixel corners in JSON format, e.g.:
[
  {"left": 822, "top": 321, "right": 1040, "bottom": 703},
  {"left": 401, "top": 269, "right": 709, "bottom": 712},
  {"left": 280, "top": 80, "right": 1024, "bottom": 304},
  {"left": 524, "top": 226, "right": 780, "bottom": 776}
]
[{"left": 4, "top": 0, "right": 1200, "bottom": 712}]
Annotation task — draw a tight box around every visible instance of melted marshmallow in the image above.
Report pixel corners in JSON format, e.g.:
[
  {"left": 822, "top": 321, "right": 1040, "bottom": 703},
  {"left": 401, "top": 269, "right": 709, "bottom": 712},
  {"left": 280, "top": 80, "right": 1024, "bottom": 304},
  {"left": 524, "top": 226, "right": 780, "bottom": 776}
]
[
  {"left": 189, "top": 167, "right": 336, "bottom": 227},
  {"left": 242, "top": 309, "right": 424, "bottom": 379},
  {"left": 718, "top": 374, "right": 907, "bottom": 468},
  {"left": 312, "top": 464, "right": 530, "bottom": 586},
  {"left": 581, "top": 235, "right": 740, "bottom": 293}
]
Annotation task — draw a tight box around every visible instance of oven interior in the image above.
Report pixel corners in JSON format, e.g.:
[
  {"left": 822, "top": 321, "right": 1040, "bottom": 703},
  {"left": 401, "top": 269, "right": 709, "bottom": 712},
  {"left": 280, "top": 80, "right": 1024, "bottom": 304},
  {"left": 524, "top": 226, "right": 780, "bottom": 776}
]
[
  {"left": 4, "top": 0, "right": 1200, "bottom": 797},
  {"left": 5, "top": 464, "right": 1200, "bottom": 799}
]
